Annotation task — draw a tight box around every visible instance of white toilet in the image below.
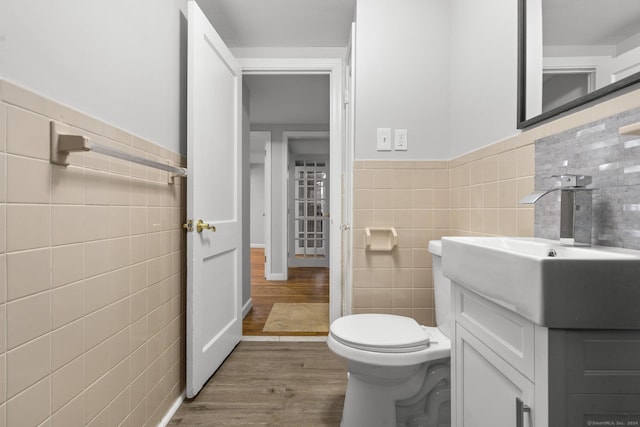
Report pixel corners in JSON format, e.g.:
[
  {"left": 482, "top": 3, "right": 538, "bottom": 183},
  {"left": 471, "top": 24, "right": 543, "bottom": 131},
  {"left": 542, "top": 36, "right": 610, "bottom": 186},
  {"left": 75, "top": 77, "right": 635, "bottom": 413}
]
[{"left": 327, "top": 240, "right": 451, "bottom": 427}]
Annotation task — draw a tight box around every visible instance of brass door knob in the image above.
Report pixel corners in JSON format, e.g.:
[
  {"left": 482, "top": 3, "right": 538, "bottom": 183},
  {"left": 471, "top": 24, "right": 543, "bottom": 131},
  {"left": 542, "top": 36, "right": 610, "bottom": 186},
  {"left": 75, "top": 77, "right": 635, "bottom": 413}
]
[{"left": 196, "top": 219, "right": 216, "bottom": 233}]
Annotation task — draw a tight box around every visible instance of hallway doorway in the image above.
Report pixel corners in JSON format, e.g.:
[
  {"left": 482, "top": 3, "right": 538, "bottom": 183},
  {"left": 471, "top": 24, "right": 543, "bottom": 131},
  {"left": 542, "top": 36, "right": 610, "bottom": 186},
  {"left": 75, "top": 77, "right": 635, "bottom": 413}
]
[
  {"left": 242, "top": 66, "right": 340, "bottom": 335},
  {"left": 243, "top": 248, "right": 329, "bottom": 336}
]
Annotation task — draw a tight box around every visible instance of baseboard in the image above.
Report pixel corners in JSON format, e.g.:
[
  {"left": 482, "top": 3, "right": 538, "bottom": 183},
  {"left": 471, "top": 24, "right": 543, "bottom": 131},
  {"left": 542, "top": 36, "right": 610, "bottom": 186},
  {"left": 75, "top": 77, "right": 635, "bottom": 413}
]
[
  {"left": 242, "top": 335, "right": 328, "bottom": 342},
  {"left": 157, "top": 390, "right": 185, "bottom": 427},
  {"left": 250, "top": 243, "right": 265, "bottom": 248},
  {"left": 266, "top": 273, "right": 286, "bottom": 280},
  {"left": 242, "top": 298, "right": 253, "bottom": 318}
]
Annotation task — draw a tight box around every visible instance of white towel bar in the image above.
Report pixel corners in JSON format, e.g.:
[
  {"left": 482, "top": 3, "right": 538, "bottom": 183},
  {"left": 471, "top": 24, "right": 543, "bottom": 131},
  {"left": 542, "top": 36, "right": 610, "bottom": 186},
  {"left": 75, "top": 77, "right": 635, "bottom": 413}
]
[{"left": 50, "top": 121, "right": 187, "bottom": 179}]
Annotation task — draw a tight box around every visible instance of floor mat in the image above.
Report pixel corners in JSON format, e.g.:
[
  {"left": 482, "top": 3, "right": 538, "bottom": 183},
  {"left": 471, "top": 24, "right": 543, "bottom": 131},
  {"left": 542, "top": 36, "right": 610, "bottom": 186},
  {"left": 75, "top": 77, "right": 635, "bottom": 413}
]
[{"left": 262, "top": 303, "right": 329, "bottom": 333}]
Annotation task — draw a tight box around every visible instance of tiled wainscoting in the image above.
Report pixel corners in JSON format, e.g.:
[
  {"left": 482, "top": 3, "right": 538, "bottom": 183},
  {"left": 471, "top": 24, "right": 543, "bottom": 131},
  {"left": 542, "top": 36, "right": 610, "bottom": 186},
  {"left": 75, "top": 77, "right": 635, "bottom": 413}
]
[
  {"left": 352, "top": 88, "right": 640, "bottom": 326},
  {"left": 352, "top": 160, "right": 450, "bottom": 325},
  {"left": 351, "top": 144, "right": 535, "bottom": 325},
  {"left": 0, "top": 81, "right": 186, "bottom": 426}
]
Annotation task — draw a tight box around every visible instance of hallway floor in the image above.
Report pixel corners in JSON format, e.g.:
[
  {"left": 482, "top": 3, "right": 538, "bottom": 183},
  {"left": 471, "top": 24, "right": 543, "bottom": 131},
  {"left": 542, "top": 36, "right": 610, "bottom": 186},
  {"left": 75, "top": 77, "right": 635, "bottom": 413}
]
[
  {"left": 168, "top": 342, "right": 346, "bottom": 426},
  {"left": 243, "top": 248, "right": 330, "bottom": 336}
]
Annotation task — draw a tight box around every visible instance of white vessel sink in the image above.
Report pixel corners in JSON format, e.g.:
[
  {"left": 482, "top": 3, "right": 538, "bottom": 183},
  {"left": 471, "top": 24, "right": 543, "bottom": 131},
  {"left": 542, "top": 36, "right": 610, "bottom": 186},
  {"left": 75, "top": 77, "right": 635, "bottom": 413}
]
[{"left": 441, "top": 237, "right": 640, "bottom": 328}]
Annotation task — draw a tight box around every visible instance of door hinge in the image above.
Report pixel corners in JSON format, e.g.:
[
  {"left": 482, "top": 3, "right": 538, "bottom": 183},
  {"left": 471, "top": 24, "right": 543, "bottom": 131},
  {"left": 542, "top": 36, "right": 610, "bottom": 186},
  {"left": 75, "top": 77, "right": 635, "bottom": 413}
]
[
  {"left": 264, "top": 256, "right": 267, "bottom": 263},
  {"left": 182, "top": 219, "right": 193, "bottom": 232}
]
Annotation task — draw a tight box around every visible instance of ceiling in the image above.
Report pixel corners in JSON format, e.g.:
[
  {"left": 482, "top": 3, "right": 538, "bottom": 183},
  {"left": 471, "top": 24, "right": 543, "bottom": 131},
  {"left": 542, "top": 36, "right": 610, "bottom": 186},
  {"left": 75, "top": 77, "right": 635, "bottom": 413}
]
[
  {"left": 198, "top": 0, "right": 356, "bottom": 47},
  {"left": 543, "top": 0, "right": 640, "bottom": 47},
  {"left": 198, "top": 0, "right": 640, "bottom": 51}
]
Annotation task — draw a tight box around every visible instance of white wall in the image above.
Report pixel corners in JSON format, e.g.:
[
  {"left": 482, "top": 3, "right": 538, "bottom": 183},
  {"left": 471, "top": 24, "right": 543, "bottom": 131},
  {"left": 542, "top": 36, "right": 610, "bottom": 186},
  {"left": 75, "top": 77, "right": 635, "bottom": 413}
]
[
  {"left": 353, "top": 0, "right": 522, "bottom": 160},
  {"left": 250, "top": 164, "right": 266, "bottom": 246},
  {"left": 354, "top": 0, "right": 451, "bottom": 160},
  {"left": 0, "top": 0, "right": 187, "bottom": 154},
  {"left": 244, "top": 74, "right": 330, "bottom": 125},
  {"left": 449, "top": 0, "right": 520, "bottom": 158},
  {"left": 610, "top": 45, "right": 640, "bottom": 81}
]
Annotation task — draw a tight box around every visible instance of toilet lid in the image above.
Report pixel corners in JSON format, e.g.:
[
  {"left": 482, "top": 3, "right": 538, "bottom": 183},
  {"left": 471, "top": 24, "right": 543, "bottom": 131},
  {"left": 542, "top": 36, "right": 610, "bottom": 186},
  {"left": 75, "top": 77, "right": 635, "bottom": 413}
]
[{"left": 330, "top": 314, "right": 430, "bottom": 353}]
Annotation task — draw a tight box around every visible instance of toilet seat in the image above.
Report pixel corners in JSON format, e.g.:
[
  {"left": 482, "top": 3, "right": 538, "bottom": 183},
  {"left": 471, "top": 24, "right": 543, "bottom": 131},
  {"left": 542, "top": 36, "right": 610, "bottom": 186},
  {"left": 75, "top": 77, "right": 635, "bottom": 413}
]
[
  {"left": 330, "top": 314, "right": 430, "bottom": 353},
  {"left": 328, "top": 314, "right": 451, "bottom": 367}
]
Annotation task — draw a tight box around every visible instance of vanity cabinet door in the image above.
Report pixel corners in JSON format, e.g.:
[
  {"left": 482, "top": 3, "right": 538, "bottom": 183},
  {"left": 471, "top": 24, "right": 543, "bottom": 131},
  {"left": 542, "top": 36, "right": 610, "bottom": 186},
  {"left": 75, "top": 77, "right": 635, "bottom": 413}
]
[{"left": 455, "top": 324, "right": 535, "bottom": 427}]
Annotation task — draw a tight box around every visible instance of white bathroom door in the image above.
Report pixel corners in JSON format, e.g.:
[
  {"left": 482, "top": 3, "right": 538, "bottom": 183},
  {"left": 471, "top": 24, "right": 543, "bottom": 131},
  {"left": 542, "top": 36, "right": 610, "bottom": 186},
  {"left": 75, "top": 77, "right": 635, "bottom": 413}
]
[{"left": 186, "top": 0, "right": 242, "bottom": 398}]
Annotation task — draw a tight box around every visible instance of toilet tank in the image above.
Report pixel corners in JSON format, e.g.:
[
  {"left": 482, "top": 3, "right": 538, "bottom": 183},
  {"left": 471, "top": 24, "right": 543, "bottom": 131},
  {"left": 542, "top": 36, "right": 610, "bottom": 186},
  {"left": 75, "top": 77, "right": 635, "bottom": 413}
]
[{"left": 428, "top": 240, "right": 451, "bottom": 338}]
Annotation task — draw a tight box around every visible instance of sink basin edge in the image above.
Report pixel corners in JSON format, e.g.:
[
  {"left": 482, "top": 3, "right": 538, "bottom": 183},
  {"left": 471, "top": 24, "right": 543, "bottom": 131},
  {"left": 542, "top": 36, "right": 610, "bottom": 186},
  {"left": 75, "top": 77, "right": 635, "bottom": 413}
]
[{"left": 441, "top": 236, "right": 640, "bottom": 329}]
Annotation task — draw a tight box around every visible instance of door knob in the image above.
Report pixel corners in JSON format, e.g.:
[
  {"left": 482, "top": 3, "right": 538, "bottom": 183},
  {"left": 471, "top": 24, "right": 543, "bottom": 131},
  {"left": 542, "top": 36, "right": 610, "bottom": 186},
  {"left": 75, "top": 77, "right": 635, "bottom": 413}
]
[
  {"left": 182, "top": 219, "right": 193, "bottom": 232},
  {"left": 196, "top": 219, "right": 216, "bottom": 233}
]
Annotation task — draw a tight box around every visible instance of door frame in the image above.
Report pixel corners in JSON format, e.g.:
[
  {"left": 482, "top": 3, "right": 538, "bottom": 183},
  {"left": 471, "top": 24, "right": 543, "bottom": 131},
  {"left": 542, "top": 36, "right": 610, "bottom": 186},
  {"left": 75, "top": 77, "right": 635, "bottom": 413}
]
[
  {"left": 239, "top": 57, "right": 343, "bottom": 322},
  {"left": 342, "top": 22, "right": 356, "bottom": 316}
]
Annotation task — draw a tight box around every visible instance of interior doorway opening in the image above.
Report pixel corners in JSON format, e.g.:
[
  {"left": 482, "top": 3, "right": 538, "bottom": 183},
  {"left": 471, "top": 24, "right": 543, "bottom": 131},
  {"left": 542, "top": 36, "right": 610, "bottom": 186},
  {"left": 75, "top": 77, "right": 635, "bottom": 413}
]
[
  {"left": 241, "top": 67, "right": 340, "bottom": 336},
  {"left": 287, "top": 133, "right": 330, "bottom": 269}
]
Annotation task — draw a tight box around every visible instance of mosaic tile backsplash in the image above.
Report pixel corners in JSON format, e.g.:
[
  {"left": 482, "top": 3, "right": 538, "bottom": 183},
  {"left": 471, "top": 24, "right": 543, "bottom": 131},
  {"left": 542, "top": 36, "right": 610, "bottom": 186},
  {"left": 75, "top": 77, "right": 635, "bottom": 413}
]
[{"left": 535, "top": 107, "right": 640, "bottom": 249}]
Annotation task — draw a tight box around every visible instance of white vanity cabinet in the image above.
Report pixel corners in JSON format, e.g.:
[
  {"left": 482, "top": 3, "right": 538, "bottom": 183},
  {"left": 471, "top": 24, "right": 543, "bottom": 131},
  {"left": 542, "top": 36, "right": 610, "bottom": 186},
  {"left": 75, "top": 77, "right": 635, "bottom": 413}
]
[
  {"left": 442, "top": 236, "right": 640, "bottom": 426},
  {"left": 452, "top": 283, "right": 548, "bottom": 427}
]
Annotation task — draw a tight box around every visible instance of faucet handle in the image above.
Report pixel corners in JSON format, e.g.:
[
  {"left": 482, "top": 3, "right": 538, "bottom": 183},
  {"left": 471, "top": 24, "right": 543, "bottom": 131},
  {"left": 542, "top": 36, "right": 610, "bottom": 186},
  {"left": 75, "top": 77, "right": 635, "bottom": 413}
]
[{"left": 552, "top": 174, "right": 592, "bottom": 188}]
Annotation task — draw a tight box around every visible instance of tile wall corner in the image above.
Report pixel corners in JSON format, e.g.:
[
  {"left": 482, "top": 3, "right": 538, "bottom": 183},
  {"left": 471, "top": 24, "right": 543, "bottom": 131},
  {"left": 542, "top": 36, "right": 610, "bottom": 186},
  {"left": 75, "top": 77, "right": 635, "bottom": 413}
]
[{"left": 350, "top": 88, "right": 640, "bottom": 321}]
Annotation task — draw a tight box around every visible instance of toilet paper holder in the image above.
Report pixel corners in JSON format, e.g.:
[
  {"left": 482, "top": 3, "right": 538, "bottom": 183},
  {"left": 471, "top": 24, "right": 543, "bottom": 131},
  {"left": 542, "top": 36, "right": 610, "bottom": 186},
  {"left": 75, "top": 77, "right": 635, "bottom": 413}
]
[{"left": 365, "top": 227, "right": 398, "bottom": 252}]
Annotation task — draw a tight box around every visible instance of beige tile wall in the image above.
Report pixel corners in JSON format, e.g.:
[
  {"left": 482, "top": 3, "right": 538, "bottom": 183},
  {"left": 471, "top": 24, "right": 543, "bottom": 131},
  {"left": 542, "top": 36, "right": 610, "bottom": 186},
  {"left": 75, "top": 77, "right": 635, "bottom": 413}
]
[
  {"left": 0, "top": 81, "right": 185, "bottom": 427},
  {"left": 352, "top": 160, "right": 449, "bottom": 325},
  {"left": 352, "top": 152, "right": 535, "bottom": 326},
  {"left": 351, "top": 88, "right": 640, "bottom": 325},
  {"left": 449, "top": 138, "right": 536, "bottom": 238}
]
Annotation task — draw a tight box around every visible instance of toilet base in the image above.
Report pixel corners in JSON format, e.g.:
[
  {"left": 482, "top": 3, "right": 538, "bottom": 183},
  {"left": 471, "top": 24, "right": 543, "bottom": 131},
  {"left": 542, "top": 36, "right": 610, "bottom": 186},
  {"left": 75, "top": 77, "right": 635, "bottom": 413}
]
[
  {"left": 396, "top": 360, "right": 451, "bottom": 427},
  {"left": 339, "top": 359, "right": 450, "bottom": 427},
  {"left": 341, "top": 365, "right": 426, "bottom": 427}
]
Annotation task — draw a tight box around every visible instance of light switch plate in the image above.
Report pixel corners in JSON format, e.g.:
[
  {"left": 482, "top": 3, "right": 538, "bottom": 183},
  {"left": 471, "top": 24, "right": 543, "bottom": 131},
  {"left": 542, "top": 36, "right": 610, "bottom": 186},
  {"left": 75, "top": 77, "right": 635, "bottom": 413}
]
[
  {"left": 394, "top": 129, "right": 408, "bottom": 151},
  {"left": 377, "top": 128, "right": 392, "bottom": 151}
]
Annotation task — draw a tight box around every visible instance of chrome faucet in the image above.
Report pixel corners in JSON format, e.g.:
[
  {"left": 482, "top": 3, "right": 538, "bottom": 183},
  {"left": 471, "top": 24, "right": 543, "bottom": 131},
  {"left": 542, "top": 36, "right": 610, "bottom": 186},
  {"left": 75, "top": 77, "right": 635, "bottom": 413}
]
[{"left": 519, "top": 175, "right": 593, "bottom": 246}]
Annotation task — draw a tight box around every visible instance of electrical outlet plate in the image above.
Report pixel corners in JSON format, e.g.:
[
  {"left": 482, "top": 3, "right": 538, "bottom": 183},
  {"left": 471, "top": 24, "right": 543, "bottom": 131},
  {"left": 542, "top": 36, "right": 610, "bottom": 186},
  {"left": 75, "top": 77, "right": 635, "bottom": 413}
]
[
  {"left": 377, "top": 128, "right": 392, "bottom": 151},
  {"left": 394, "top": 129, "right": 408, "bottom": 151}
]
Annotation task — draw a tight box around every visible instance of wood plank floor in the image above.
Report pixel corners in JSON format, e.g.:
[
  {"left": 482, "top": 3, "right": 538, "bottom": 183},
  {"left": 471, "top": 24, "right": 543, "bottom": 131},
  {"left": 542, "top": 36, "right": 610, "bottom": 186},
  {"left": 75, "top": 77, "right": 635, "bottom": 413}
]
[
  {"left": 168, "top": 342, "right": 347, "bottom": 426},
  {"left": 243, "top": 248, "right": 329, "bottom": 336}
]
